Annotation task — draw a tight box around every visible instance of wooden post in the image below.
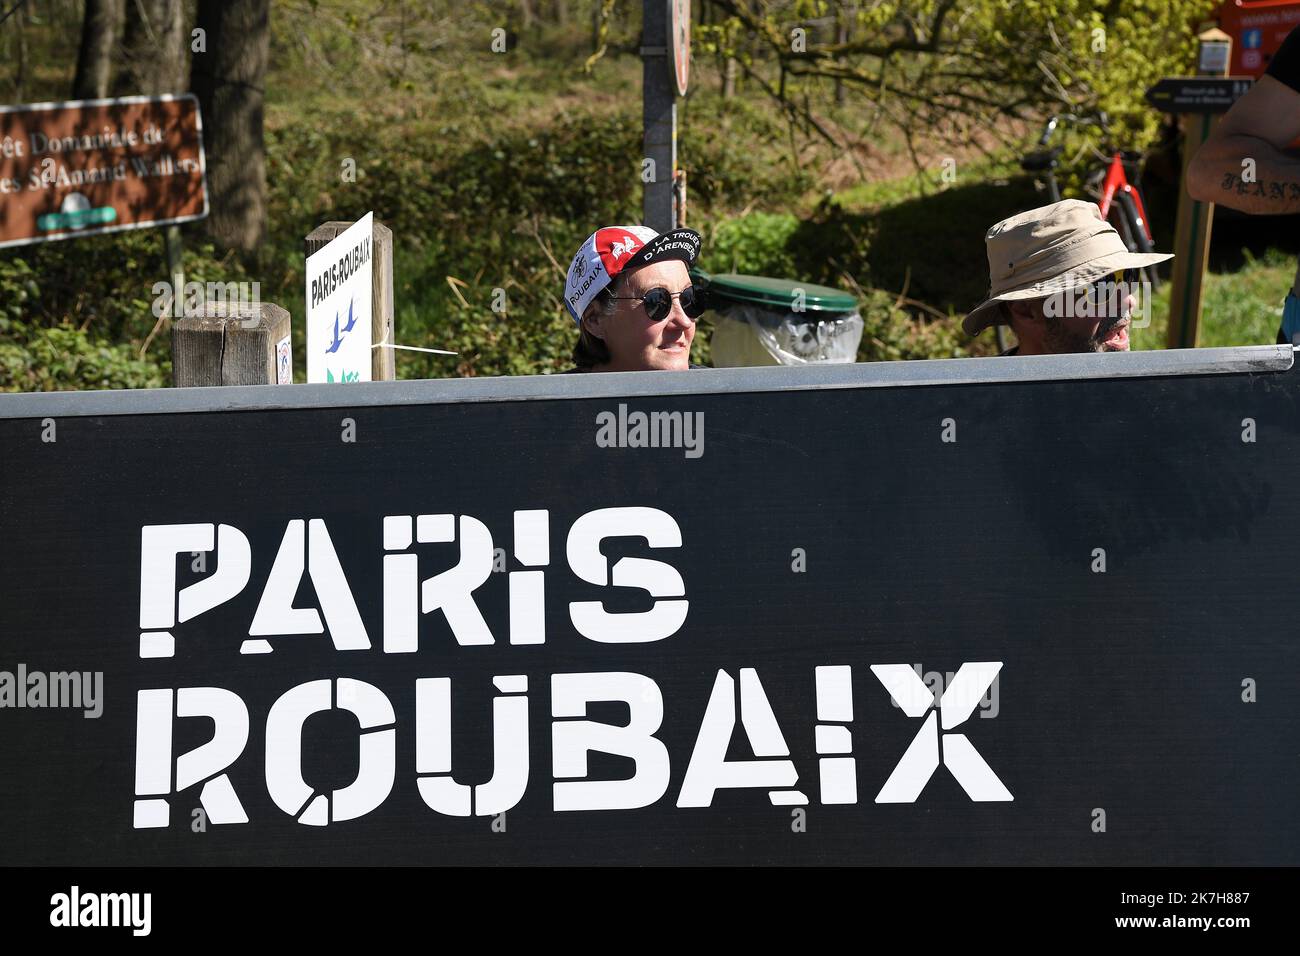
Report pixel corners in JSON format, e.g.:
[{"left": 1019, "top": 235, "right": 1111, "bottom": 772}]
[
  {"left": 673, "top": 169, "right": 687, "bottom": 227},
  {"left": 163, "top": 224, "right": 184, "bottom": 315},
  {"left": 1167, "top": 28, "right": 1233, "bottom": 350},
  {"left": 171, "top": 301, "right": 291, "bottom": 386},
  {"left": 305, "top": 219, "right": 396, "bottom": 381}
]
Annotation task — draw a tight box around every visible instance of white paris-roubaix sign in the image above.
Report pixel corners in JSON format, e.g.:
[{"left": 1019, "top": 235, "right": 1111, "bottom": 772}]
[{"left": 306, "top": 212, "right": 373, "bottom": 383}]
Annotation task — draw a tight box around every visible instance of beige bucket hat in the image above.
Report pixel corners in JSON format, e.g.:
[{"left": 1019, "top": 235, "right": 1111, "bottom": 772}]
[{"left": 963, "top": 199, "right": 1173, "bottom": 336}]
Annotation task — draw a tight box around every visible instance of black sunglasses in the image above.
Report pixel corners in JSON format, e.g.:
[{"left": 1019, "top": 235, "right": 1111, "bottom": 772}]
[
  {"left": 609, "top": 285, "right": 707, "bottom": 323},
  {"left": 1081, "top": 268, "right": 1142, "bottom": 302}
]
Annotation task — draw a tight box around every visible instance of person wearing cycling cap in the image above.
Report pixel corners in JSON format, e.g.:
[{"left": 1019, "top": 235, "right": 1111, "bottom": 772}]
[
  {"left": 563, "top": 225, "right": 707, "bottom": 372},
  {"left": 964, "top": 199, "right": 1172, "bottom": 355}
]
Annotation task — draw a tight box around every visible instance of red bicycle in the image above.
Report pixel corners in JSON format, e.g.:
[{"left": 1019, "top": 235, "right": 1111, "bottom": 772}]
[{"left": 1019, "top": 111, "right": 1161, "bottom": 291}]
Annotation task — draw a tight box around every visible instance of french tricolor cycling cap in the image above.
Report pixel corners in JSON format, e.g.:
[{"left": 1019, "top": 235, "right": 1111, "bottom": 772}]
[{"left": 564, "top": 225, "right": 702, "bottom": 323}]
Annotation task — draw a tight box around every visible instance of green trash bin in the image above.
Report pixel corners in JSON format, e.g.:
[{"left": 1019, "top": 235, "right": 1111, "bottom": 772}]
[{"left": 694, "top": 272, "right": 863, "bottom": 367}]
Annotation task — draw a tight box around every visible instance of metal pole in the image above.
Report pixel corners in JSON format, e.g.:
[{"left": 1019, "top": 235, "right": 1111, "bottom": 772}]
[
  {"left": 164, "top": 225, "right": 184, "bottom": 317},
  {"left": 642, "top": 0, "right": 676, "bottom": 232}
]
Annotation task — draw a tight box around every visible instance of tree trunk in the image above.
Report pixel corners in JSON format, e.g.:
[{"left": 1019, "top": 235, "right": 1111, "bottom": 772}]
[
  {"left": 73, "top": 0, "right": 124, "bottom": 100},
  {"left": 191, "top": 0, "right": 270, "bottom": 252},
  {"left": 835, "top": 8, "right": 850, "bottom": 106},
  {"left": 702, "top": 0, "right": 737, "bottom": 99},
  {"left": 13, "top": 3, "right": 28, "bottom": 103},
  {"left": 116, "top": 0, "right": 187, "bottom": 94}
]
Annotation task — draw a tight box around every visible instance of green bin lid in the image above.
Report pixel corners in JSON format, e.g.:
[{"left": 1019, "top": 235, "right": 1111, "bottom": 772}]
[{"left": 693, "top": 272, "right": 858, "bottom": 313}]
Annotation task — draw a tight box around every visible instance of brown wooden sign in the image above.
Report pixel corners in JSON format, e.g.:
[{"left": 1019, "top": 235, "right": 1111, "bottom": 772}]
[{"left": 0, "top": 94, "right": 207, "bottom": 249}]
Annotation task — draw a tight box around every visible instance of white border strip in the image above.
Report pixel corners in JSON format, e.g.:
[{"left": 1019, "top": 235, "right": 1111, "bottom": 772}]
[{"left": 0, "top": 345, "right": 1290, "bottom": 420}]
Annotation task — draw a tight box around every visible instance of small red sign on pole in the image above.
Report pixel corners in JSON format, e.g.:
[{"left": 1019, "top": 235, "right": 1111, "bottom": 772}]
[{"left": 670, "top": 0, "right": 690, "bottom": 96}]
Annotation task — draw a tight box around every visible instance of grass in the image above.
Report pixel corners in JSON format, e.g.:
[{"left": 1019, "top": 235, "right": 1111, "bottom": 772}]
[
  {"left": 1132, "top": 248, "right": 1296, "bottom": 350},
  {"left": 831, "top": 156, "right": 1024, "bottom": 211}
]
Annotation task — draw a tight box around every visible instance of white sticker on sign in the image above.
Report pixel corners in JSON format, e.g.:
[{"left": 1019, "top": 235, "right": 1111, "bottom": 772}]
[
  {"left": 1198, "top": 39, "right": 1231, "bottom": 74},
  {"left": 276, "top": 335, "right": 292, "bottom": 385},
  {"left": 305, "top": 212, "right": 373, "bottom": 383}
]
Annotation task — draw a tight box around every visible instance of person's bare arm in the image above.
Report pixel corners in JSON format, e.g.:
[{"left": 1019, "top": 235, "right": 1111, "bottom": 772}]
[{"left": 1186, "top": 75, "right": 1300, "bottom": 213}]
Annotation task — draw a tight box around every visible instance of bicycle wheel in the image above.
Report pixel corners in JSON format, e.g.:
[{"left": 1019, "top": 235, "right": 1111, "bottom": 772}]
[
  {"left": 1113, "top": 191, "right": 1161, "bottom": 293},
  {"left": 1107, "top": 201, "right": 1153, "bottom": 296}
]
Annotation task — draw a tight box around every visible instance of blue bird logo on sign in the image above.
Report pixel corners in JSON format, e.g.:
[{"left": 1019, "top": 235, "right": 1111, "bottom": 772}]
[{"left": 324, "top": 298, "right": 354, "bottom": 355}]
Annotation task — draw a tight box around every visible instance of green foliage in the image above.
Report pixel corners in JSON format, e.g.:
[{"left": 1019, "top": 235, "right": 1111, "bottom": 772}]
[
  {"left": 695, "top": 171, "right": 1044, "bottom": 320},
  {"left": 0, "top": 234, "right": 168, "bottom": 392},
  {"left": 680, "top": 97, "right": 815, "bottom": 213},
  {"left": 989, "top": 0, "right": 1219, "bottom": 149},
  {"left": 0, "top": 256, "right": 39, "bottom": 324},
  {"left": 0, "top": 319, "right": 167, "bottom": 392},
  {"left": 856, "top": 291, "right": 972, "bottom": 363},
  {"left": 802, "top": 176, "right": 1046, "bottom": 313},
  {"left": 714, "top": 0, "right": 1220, "bottom": 162},
  {"left": 0, "top": 231, "right": 254, "bottom": 341},
  {"left": 0, "top": 230, "right": 254, "bottom": 387},
  {"left": 1, "top": 232, "right": 164, "bottom": 343},
  {"left": 701, "top": 212, "right": 802, "bottom": 276}
]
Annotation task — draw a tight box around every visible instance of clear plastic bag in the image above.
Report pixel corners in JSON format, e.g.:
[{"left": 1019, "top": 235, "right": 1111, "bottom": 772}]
[{"left": 709, "top": 305, "right": 864, "bottom": 367}]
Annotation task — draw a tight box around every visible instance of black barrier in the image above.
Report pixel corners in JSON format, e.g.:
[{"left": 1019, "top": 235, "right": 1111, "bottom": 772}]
[{"left": 0, "top": 347, "right": 1297, "bottom": 866}]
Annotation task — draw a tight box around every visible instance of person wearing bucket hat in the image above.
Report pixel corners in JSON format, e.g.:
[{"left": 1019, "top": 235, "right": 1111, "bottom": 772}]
[
  {"left": 562, "top": 225, "right": 707, "bottom": 372},
  {"left": 964, "top": 199, "right": 1173, "bottom": 355}
]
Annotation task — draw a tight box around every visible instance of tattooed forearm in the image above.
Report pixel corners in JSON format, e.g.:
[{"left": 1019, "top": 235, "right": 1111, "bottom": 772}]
[{"left": 1219, "top": 171, "right": 1300, "bottom": 202}]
